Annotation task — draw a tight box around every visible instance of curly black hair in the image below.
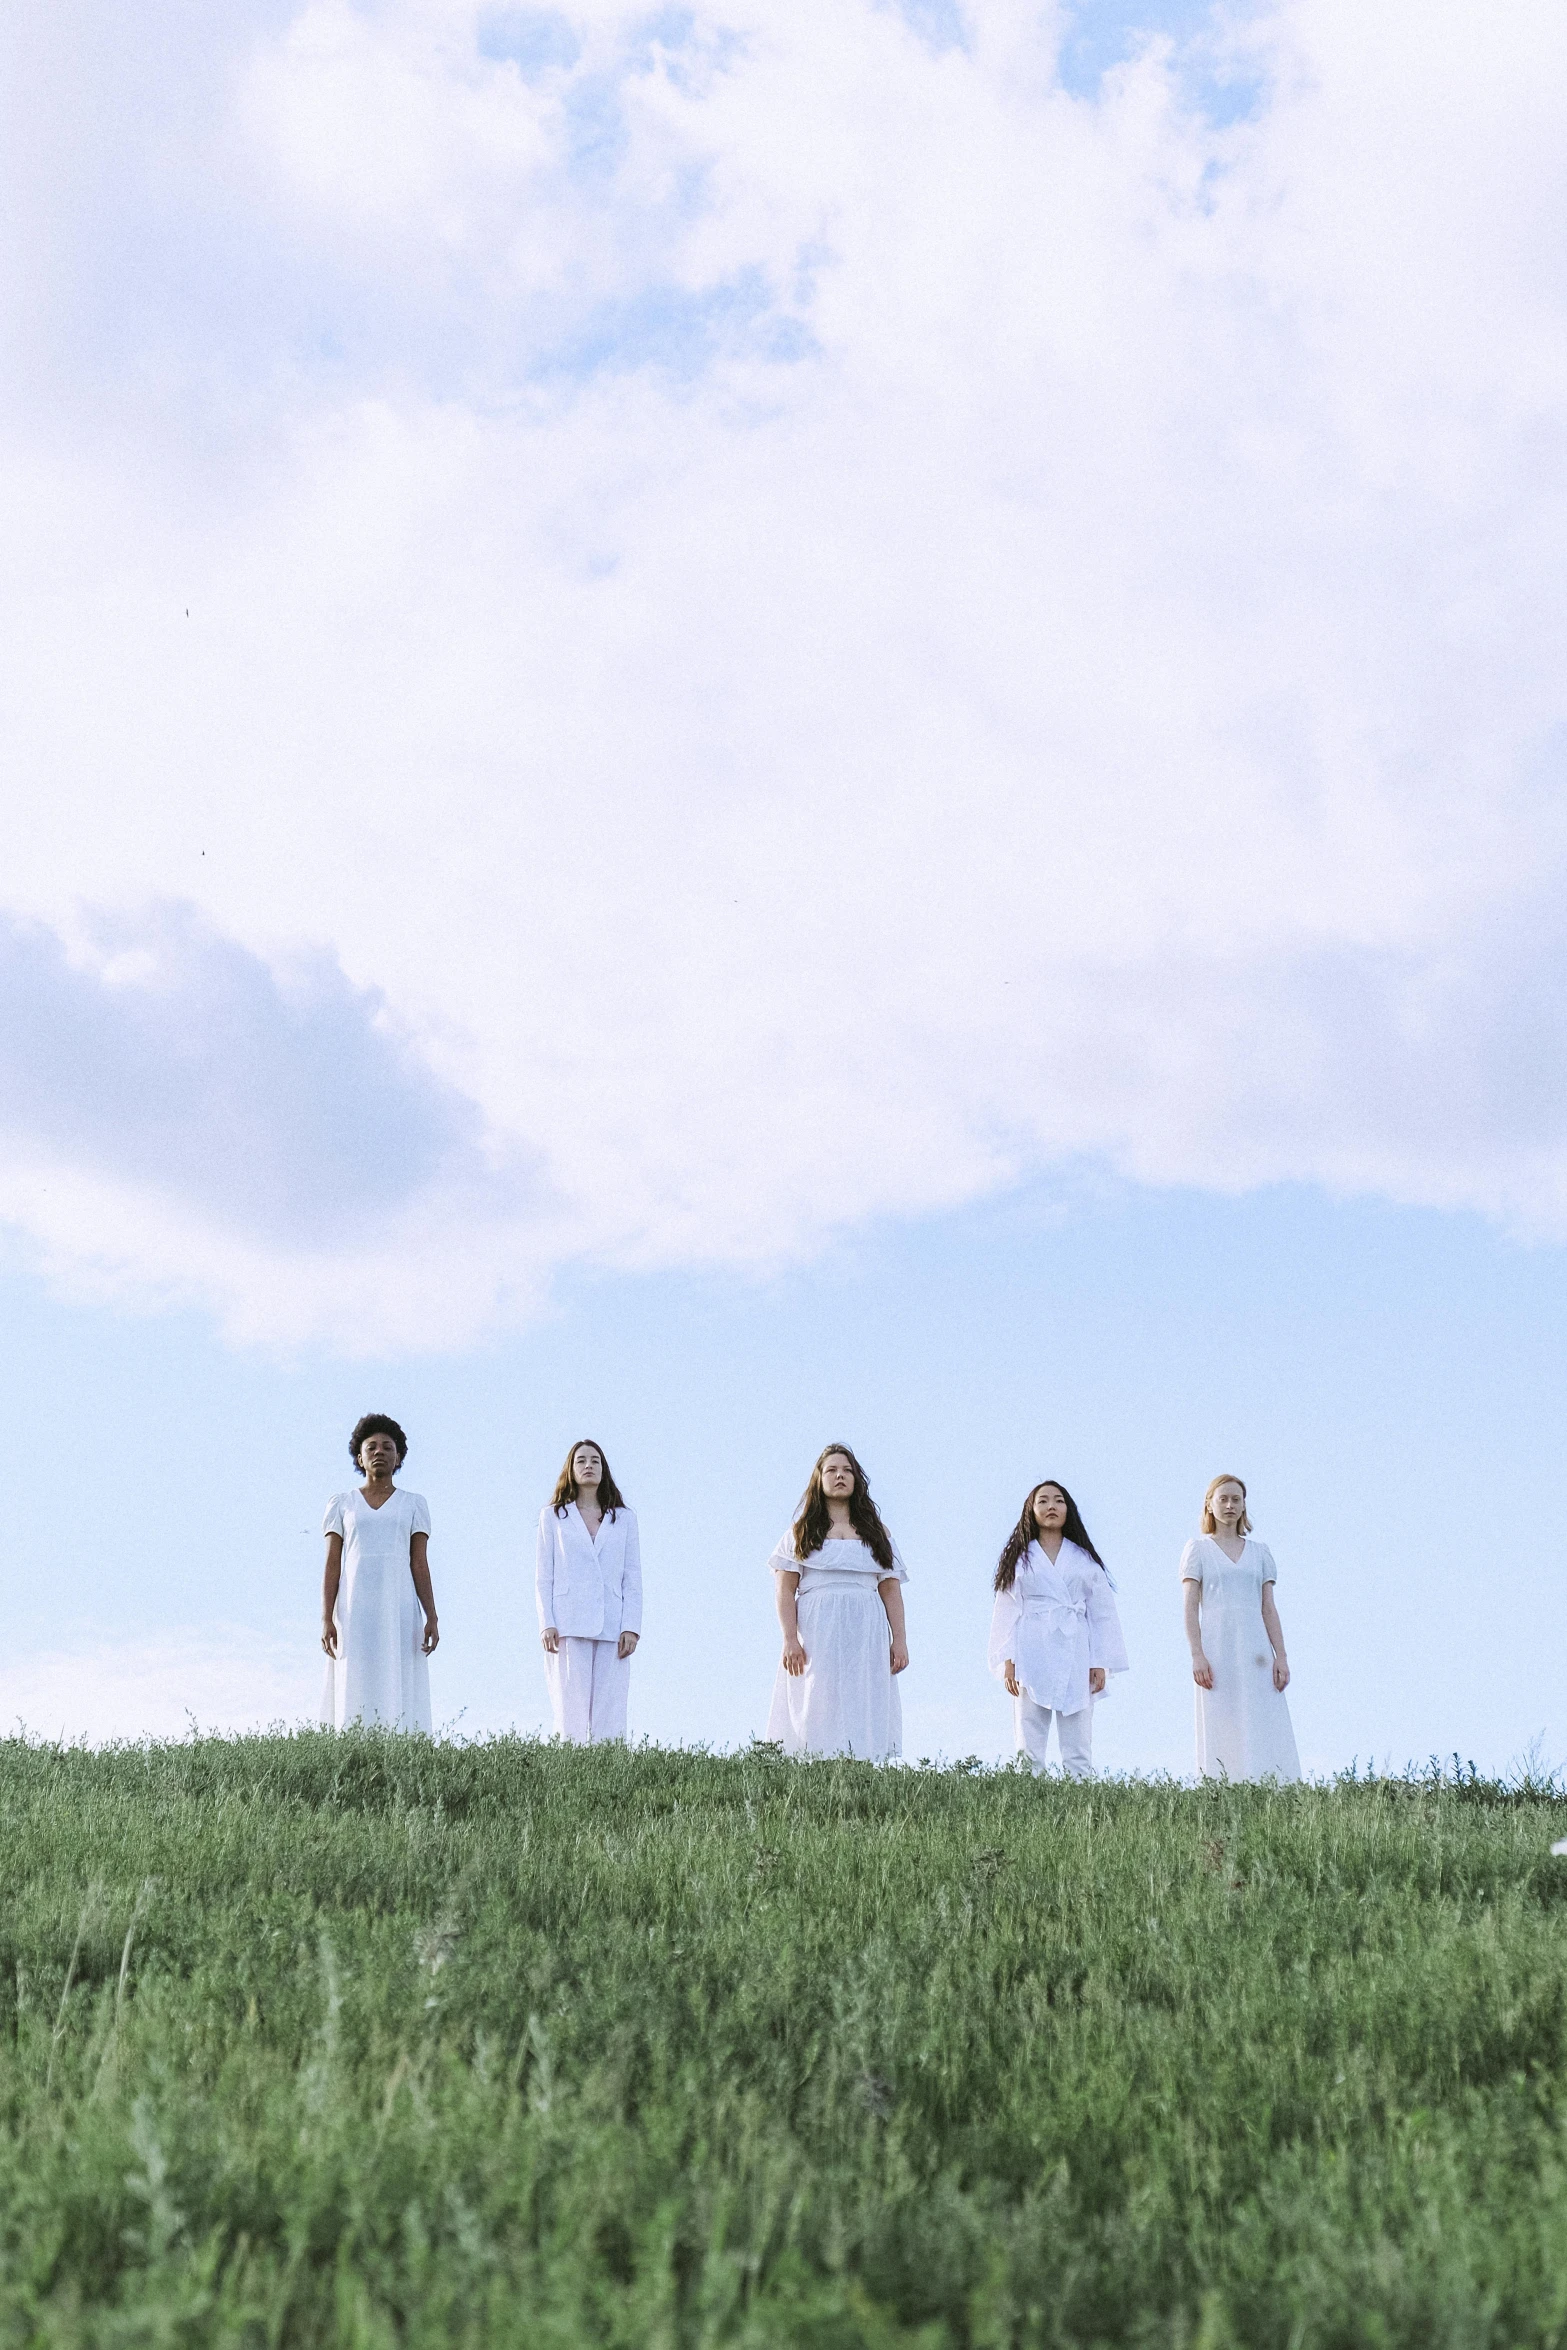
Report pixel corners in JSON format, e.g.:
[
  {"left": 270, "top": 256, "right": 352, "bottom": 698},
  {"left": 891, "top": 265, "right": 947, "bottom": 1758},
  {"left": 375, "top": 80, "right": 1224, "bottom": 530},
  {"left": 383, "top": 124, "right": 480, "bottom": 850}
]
[{"left": 350, "top": 1413, "right": 408, "bottom": 1470}]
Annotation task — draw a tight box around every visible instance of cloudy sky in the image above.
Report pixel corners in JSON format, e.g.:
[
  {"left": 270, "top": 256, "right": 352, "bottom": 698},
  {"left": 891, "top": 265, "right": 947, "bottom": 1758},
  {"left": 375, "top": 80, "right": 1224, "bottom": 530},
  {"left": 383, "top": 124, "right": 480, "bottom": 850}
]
[{"left": 3, "top": 0, "right": 1565, "bottom": 1771}]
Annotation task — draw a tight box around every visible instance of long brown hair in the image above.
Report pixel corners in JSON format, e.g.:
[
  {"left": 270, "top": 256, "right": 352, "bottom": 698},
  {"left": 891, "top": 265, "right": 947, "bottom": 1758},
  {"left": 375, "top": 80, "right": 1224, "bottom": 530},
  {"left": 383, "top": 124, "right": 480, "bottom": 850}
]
[
  {"left": 551, "top": 1437, "right": 627, "bottom": 1521},
  {"left": 1201, "top": 1474, "right": 1252, "bottom": 1535},
  {"left": 994, "top": 1480, "right": 1104, "bottom": 1592},
  {"left": 792, "top": 1443, "right": 896, "bottom": 1573}
]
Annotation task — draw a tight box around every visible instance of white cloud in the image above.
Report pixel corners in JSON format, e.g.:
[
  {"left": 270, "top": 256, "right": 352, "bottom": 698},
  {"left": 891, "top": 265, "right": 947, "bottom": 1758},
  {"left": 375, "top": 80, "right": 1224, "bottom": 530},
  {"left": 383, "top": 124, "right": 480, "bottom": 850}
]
[{"left": 3, "top": 0, "right": 1567, "bottom": 1346}]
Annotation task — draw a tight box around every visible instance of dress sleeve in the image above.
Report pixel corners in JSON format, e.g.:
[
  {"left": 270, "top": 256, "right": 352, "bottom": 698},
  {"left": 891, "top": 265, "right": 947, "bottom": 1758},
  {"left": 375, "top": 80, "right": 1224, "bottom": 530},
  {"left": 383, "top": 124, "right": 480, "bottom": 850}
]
[
  {"left": 1088, "top": 1565, "right": 1130, "bottom": 1676},
  {"left": 987, "top": 1584, "right": 1021, "bottom": 1681},
  {"left": 768, "top": 1528, "right": 802, "bottom": 1574},
  {"left": 1256, "top": 1543, "right": 1278, "bottom": 1586},
  {"left": 323, "top": 1494, "right": 346, "bottom": 1538},
  {"left": 409, "top": 1492, "right": 431, "bottom": 1538},
  {"left": 880, "top": 1539, "right": 909, "bottom": 1585},
  {"left": 1179, "top": 1537, "right": 1203, "bottom": 1584}
]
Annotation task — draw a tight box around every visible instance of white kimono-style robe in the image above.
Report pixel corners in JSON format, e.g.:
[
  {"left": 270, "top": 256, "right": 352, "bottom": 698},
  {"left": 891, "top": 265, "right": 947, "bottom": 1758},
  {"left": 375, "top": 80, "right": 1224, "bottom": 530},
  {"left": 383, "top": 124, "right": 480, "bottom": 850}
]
[
  {"left": 535, "top": 1503, "right": 642, "bottom": 1643},
  {"left": 987, "top": 1538, "right": 1128, "bottom": 1714}
]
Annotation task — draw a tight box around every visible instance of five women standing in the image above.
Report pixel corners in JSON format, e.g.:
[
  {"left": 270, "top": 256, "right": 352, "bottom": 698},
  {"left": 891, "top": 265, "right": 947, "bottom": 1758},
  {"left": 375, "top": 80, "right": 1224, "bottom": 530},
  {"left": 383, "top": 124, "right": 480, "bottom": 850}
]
[{"left": 319, "top": 1418, "right": 1304, "bottom": 1782}]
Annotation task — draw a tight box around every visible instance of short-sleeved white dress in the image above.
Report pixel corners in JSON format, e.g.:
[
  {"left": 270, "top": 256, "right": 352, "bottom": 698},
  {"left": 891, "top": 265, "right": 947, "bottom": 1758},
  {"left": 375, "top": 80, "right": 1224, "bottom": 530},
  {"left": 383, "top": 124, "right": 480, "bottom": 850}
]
[
  {"left": 1180, "top": 1534, "right": 1299, "bottom": 1782},
  {"left": 322, "top": 1487, "right": 433, "bottom": 1733},
  {"left": 765, "top": 1533, "right": 907, "bottom": 1762}
]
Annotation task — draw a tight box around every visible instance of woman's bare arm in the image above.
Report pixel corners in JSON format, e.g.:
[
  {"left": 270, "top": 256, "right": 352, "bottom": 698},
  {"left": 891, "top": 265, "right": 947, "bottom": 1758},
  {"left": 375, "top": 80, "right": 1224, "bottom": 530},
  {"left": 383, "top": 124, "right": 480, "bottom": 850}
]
[
  {"left": 410, "top": 1530, "right": 440, "bottom": 1654},
  {"left": 775, "top": 1569, "right": 806, "bottom": 1676},
  {"left": 1183, "top": 1580, "right": 1212, "bottom": 1689},
  {"left": 878, "top": 1578, "right": 909, "bottom": 1675},
  {"left": 1260, "top": 1584, "right": 1290, "bottom": 1691},
  {"left": 321, "top": 1532, "right": 343, "bottom": 1656}
]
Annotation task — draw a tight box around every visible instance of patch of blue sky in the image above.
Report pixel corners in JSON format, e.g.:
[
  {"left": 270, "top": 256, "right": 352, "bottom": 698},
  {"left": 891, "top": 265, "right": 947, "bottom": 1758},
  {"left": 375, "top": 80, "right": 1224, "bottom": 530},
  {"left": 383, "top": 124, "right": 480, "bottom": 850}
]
[
  {"left": 476, "top": 5, "right": 581, "bottom": 78},
  {"left": 534, "top": 269, "right": 813, "bottom": 385},
  {"left": 1060, "top": 0, "right": 1266, "bottom": 124},
  {"left": 887, "top": 0, "right": 970, "bottom": 55},
  {"left": 563, "top": 71, "right": 630, "bottom": 177}
]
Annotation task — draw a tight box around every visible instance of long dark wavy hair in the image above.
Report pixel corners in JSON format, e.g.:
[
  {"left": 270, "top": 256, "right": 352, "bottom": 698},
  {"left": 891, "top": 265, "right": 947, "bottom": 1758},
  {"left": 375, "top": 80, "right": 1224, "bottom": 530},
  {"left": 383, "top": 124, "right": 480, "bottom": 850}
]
[
  {"left": 994, "top": 1480, "right": 1103, "bottom": 1592},
  {"left": 551, "top": 1437, "right": 627, "bottom": 1521},
  {"left": 792, "top": 1443, "right": 896, "bottom": 1573}
]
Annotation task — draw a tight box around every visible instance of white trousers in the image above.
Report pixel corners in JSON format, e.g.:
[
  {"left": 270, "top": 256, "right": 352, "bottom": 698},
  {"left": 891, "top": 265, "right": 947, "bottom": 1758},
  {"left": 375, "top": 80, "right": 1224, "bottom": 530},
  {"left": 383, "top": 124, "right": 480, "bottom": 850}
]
[
  {"left": 547, "top": 1637, "right": 631, "bottom": 1745},
  {"left": 1015, "top": 1692, "right": 1094, "bottom": 1780}
]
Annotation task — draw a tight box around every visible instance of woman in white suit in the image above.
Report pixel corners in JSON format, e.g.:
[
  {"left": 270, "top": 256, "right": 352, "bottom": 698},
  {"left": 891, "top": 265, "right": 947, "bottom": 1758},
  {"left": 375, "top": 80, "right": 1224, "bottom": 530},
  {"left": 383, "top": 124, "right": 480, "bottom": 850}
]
[{"left": 536, "top": 1438, "right": 641, "bottom": 1745}]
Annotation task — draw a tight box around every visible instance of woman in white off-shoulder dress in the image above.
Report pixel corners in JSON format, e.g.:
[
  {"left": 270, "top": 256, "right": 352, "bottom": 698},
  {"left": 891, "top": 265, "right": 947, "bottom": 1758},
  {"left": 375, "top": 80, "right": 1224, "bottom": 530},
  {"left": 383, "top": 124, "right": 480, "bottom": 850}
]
[
  {"left": 988, "top": 1479, "right": 1128, "bottom": 1779},
  {"left": 321, "top": 1413, "right": 440, "bottom": 1734},
  {"left": 766, "top": 1443, "right": 909, "bottom": 1762},
  {"left": 1181, "top": 1473, "right": 1299, "bottom": 1782}
]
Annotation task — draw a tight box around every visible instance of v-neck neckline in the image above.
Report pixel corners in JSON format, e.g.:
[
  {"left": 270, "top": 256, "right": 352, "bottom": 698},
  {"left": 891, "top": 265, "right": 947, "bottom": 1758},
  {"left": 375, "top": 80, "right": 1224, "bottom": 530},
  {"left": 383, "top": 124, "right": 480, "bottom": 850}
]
[
  {"left": 359, "top": 1485, "right": 397, "bottom": 1513},
  {"left": 1209, "top": 1532, "right": 1248, "bottom": 1564},
  {"left": 573, "top": 1501, "right": 606, "bottom": 1547}
]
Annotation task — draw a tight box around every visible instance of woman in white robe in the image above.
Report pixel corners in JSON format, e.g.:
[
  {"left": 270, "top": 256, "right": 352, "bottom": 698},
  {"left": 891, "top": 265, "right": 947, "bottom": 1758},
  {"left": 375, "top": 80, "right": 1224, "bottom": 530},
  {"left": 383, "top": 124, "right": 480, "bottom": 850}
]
[
  {"left": 766, "top": 1443, "right": 908, "bottom": 1762},
  {"left": 988, "top": 1480, "right": 1128, "bottom": 1778},
  {"left": 1181, "top": 1473, "right": 1300, "bottom": 1782},
  {"left": 536, "top": 1438, "right": 641, "bottom": 1745},
  {"left": 321, "top": 1413, "right": 439, "bottom": 1733}
]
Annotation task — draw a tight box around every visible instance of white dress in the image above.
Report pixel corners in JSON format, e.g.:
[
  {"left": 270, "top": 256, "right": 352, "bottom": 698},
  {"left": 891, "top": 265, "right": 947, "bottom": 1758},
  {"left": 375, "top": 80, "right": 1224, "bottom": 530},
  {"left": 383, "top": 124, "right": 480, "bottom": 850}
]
[
  {"left": 321, "top": 1487, "right": 433, "bottom": 1733},
  {"left": 765, "top": 1533, "right": 907, "bottom": 1762},
  {"left": 987, "top": 1539, "right": 1129, "bottom": 1713},
  {"left": 1180, "top": 1534, "right": 1299, "bottom": 1782}
]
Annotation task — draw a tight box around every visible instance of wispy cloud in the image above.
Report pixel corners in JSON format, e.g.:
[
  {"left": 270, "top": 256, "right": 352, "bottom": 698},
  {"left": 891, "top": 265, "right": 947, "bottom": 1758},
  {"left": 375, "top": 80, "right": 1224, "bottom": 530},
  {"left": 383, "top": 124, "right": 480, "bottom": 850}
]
[{"left": 4, "top": 0, "right": 1567, "bottom": 1347}]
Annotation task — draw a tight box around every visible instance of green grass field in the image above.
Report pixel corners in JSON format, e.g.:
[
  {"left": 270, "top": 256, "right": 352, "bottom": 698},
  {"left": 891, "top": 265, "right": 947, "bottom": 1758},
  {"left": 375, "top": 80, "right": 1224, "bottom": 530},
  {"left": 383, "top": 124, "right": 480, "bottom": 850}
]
[{"left": 3, "top": 1734, "right": 1567, "bottom": 2347}]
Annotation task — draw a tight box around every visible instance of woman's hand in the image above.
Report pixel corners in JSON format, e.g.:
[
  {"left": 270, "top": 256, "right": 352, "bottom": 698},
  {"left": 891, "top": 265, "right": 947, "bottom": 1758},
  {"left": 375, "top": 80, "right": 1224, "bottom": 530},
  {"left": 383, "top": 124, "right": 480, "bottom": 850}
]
[
  {"left": 618, "top": 1630, "right": 639, "bottom": 1661},
  {"left": 889, "top": 1637, "right": 909, "bottom": 1675},
  {"left": 1089, "top": 1666, "right": 1106, "bottom": 1696},
  {"left": 1003, "top": 1660, "right": 1020, "bottom": 1698},
  {"left": 1191, "top": 1651, "right": 1214, "bottom": 1690},
  {"left": 782, "top": 1636, "right": 808, "bottom": 1677},
  {"left": 321, "top": 1618, "right": 338, "bottom": 1659},
  {"left": 422, "top": 1614, "right": 440, "bottom": 1655},
  {"left": 1272, "top": 1654, "right": 1290, "bottom": 1692},
  {"left": 541, "top": 1627, "right": 560, "bottom": 1654}
]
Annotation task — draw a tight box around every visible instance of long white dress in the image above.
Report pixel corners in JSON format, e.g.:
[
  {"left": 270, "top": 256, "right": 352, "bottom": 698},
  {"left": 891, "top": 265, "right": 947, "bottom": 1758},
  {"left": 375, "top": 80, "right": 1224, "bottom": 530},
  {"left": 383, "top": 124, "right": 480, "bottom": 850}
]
[
  {"left": 1180, "top": 1534, "right": 1299, "bottom": 1782},
  {"left": 765, "top": 1533, "right": 907, "bottom": 1762},
  {"left": 321, "top": 1487, "right": 433, "bottom": 1733}
]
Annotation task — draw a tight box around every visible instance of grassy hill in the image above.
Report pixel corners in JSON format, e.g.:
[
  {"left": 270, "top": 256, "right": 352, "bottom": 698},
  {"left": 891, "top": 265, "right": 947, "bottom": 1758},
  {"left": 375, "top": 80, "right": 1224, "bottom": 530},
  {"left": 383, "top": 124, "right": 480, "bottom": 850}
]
[{"left": 2, "top": 1734, "right": 1566, "bottom": 2347}]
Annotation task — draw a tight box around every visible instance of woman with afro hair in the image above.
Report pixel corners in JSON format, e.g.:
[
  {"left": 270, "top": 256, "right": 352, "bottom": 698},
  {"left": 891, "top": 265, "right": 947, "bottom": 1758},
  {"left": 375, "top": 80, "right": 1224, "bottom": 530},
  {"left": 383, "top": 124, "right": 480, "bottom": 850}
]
[{"left": 321, "top": 1413, "right": 440, "bottom": 1732}]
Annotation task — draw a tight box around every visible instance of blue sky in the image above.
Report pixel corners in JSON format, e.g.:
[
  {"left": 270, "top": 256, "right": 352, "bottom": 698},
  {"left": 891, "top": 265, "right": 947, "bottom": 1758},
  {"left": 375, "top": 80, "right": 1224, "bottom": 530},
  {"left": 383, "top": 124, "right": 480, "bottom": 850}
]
[{"left": 3, "top": 0, "right": 1566, "bottom": 1767}]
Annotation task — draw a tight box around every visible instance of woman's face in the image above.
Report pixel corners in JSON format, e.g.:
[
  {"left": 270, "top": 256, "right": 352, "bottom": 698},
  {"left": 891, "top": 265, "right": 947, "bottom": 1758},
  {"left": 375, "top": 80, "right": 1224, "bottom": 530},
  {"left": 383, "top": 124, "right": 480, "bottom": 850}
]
[
  {"left": 572, "top": 1444, "right": 604, "bottom": 1490},
  {"left": 820, "top": 1453, "right": 857, "bottom": 1502},
  {"left": 1210, "top": 1480, "right": 1246, "bottom": 1528},
  {"left": 1032, "top": 1485, "right": 1068, "bottom": 1533},
  {"left": 359, "top": 1431, "right": 401, "bottom": 1479}
]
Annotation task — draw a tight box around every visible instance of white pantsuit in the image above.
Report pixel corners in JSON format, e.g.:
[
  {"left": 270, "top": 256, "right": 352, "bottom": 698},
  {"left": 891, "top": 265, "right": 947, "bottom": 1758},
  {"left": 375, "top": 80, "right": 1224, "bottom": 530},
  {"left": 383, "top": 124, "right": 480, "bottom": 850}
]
[
  {"left": 535, "top": 1502, "right": 642, "bottom": 1746},
  {"left": 548, "top": 1635, "right": 631, "bottom": 1745},
  {"left": 1014, "top": 1694, "right": 1094, "bottom": 1779},
  {"left": 988, "top": 1538, "right": 1129, "bottom": 1778}
]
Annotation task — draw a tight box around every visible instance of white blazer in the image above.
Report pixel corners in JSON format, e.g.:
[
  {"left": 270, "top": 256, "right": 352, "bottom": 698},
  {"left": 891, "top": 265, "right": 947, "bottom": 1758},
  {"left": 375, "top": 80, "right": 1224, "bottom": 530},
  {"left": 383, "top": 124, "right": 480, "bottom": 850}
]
[{"left": 535, "top": 1503, "right": 643, "bottom": 1643}]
